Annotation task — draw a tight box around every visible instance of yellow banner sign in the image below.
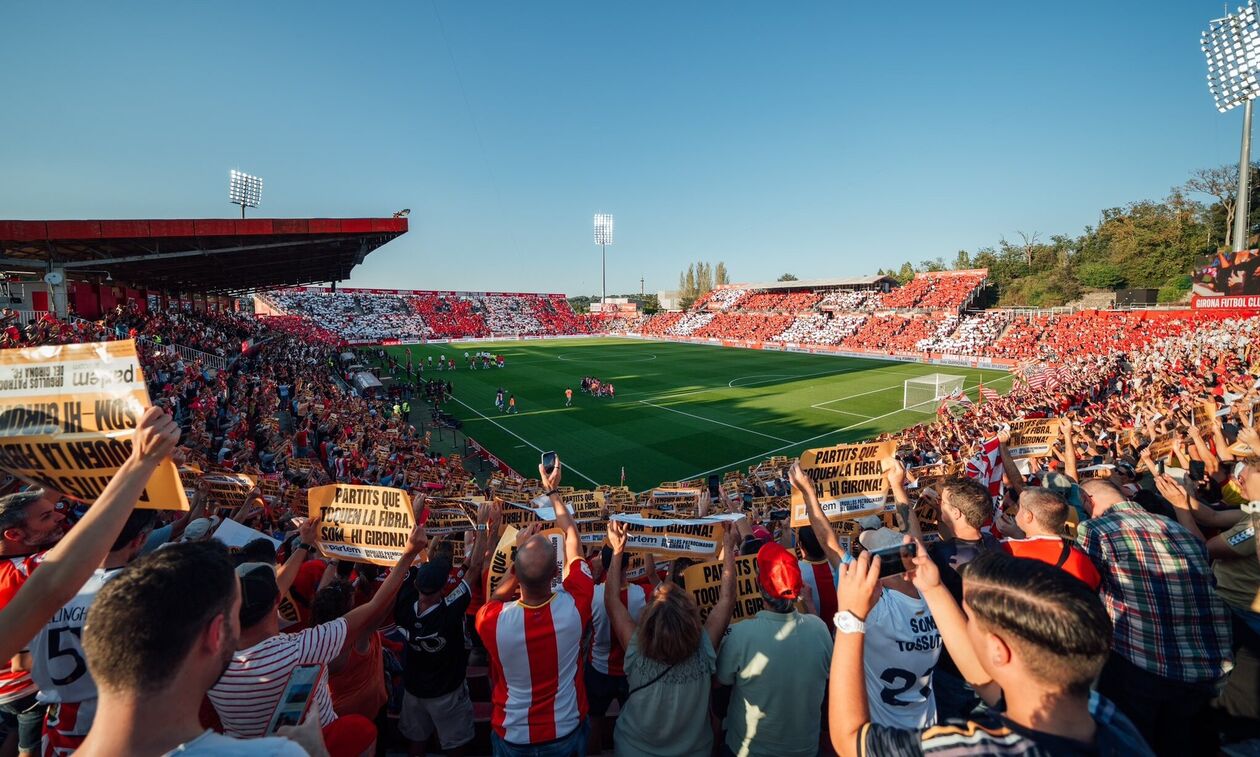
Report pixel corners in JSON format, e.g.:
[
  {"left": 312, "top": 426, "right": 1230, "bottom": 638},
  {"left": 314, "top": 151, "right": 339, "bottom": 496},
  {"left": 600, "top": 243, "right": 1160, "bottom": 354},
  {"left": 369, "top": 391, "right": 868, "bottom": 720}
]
[
  {"left": 309, "top": 484, "right": 415, "bottom": 566},
  {"left": 0, "top": 340, "right": 187, "bottom": 510},
  {"left": 790, "top": 441, "right": 894, "bottom": 528},
  {"left": 680, "top": 556, "right": 764, "bottom": 624},
  {"left": 1005, "top": 418, "right": 1062, "bottom": 459}
]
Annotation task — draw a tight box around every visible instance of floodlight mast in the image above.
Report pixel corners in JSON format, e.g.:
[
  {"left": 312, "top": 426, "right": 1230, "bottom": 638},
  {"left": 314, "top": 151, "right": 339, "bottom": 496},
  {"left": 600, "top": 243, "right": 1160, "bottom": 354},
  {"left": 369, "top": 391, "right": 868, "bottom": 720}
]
[
  {"left": 1203, "top": 3, "right": 1260, "bottom": 250},
  {"left": 593, "top": 213, "right": 614, "bottom": 309},
  {"left": 228, "top": 169, "right": 263, "bottom": 219}
]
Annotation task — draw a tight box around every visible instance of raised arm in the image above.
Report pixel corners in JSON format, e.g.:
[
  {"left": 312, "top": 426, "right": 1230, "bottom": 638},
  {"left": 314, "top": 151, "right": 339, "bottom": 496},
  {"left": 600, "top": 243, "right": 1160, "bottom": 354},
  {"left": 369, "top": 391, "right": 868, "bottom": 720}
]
[
  {"left": 704, "top": 525, "right": 739, "bottom": 648},
  {"left": 342, "top": 524, "right": 426, "bottom": 639},
  {"left": 0, "top": 406, "right": 179, "bottom": 661},
  {"left": 789, "top": 461, "right": 847, "bottom": 569},
  {"left": 996, "top": 427, "right": 1024, "bottom": 495},
  {"left": 539, "top": 458, "right": 580, "bottom": 566},
  {"left": 277, "top": 516, "right": 321, "bottom": 595},
  {"left": 829, "top": 551, "right": 882, "bottom": 757},
  {"left": 1061, "top": 422, "right": 1078, "bottom": 482},
  {"left": 603, "top": 522, "right": 638, "bottom": 652}
]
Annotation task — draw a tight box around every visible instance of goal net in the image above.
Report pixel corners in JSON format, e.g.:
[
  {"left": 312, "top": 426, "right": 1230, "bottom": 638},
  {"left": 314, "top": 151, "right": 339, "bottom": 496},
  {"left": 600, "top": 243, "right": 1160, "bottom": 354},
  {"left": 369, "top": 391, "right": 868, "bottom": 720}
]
[{"left": 903, "top": 373, "right": 965, "bottom": 414}]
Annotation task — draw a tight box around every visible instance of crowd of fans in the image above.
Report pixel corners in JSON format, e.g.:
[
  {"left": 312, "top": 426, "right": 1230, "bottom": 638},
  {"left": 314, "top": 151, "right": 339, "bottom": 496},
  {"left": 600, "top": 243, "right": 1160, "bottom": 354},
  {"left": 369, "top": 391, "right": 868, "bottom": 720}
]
[
  {"left": 771, "top": 314, "right": 869, "bottom": 345},
  {"left": 692, "top": 313, "right": 795, "bottom": 342},
  {"left": 879, "top": 271, "right": 987, "bottom": 310},
  {"left": 7, "top": 299, "right": 1260, "bottom": 755},
  {"left": 916, "top": 310, "right": 1015, "bottom": 356}
]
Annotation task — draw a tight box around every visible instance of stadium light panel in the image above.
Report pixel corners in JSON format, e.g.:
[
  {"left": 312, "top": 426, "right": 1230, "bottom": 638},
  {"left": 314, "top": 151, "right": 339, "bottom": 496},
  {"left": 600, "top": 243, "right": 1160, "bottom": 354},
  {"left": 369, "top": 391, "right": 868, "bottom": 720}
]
[
  {"left": 229, "top": 169, "right": 263, "bottom": 210},
  {"left": 1204, "top": 2, "right": 1260, "bottom": 112},
  {"left": 593, "top": 213, "right": 614, "bottom": 247}
]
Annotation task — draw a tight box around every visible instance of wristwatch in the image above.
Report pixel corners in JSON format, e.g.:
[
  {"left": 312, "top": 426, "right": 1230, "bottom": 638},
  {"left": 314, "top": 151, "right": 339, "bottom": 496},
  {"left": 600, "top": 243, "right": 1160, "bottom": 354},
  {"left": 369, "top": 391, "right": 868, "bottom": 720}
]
[{"left": 833, "top": 610, "right": 867, "bottom": 634}]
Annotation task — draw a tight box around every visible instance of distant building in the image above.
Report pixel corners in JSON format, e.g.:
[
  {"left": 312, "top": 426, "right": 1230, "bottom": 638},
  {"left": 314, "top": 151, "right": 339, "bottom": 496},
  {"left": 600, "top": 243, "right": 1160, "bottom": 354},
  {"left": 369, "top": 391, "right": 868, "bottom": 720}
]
[{"left": 657, "top": 290, "right": 683, "bottom": 311}]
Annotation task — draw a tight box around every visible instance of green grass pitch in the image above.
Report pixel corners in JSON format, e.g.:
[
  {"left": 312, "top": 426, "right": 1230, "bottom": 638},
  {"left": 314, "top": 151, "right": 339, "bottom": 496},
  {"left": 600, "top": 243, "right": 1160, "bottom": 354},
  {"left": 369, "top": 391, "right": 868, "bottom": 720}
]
[{"left": 384, "top": 338, "right": 1011, "bottom": 490}]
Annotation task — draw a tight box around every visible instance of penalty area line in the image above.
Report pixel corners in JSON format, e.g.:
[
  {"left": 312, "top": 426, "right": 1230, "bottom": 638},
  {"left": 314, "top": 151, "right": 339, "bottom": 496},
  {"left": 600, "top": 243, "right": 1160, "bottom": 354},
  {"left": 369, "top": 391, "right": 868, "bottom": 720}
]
[{"left": 637, "top": 400, "right": 793, "bottom": 444}]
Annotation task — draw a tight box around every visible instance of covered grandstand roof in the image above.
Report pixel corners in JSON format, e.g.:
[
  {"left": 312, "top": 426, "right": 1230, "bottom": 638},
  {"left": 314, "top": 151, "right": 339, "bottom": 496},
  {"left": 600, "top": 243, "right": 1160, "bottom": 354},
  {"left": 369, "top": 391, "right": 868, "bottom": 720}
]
[
  {"left": 0, "top": 217, "right": 408, "bottom": 294},
  {"left": 737, "top": 275, "right": 898, "bottom": 291}
]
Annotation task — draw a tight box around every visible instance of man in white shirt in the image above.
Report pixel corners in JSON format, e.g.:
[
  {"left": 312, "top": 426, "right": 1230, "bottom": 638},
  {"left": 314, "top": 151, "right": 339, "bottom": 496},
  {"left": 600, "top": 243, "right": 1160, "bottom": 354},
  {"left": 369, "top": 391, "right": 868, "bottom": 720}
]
[{"left": 77, "top": 542, "right": 311, "bottom": 756}]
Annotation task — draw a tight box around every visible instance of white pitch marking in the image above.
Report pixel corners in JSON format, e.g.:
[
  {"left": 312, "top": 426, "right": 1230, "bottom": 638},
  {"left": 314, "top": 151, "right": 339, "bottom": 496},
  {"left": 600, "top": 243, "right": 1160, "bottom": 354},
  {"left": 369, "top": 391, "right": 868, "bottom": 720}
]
[{"left": 637, "top": 400, "right": 793, "bottom": 443}]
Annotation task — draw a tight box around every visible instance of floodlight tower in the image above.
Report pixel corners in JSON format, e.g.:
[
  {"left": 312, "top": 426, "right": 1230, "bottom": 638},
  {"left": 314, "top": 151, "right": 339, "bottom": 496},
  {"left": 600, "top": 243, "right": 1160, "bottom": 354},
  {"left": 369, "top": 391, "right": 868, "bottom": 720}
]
[
  {"left": 1204, "top": 2, "right": 1260, "bottom": 251},
  {"left": 228, "top": 170, "right": 263, "bottom": 219},
  {"left": 593, "top": 212, "right": 614, "bottom": 310}
]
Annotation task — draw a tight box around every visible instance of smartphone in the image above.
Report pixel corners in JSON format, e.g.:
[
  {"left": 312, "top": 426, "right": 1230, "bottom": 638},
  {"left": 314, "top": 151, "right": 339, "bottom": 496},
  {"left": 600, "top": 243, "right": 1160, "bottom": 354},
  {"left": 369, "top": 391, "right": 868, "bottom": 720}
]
[
  {"left": 1157, "top": 460, "right": 1165, "bottom": 475},
  {"left": 541, "top": 451, "right": 558, "bottom": 475},
  {"left": 868, "top": 541, "right": 918, "bottom": 579},
  {"left": 265, "top": 663, "right": 322, "bottom": 735},
  {"left": 1189, "top": 459, "right": 1207, "bottom": 481},
  {"left": 707, "top": 474, "right": 721, "bottom": 499}
]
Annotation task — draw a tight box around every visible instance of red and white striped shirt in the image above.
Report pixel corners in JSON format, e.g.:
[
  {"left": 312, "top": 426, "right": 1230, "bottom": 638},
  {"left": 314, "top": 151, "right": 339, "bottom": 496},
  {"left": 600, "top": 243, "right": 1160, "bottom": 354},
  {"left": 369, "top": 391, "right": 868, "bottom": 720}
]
[
  {"left": 799, "top": 559, "right": 838, "bottom": 634},
  {"left": 0, "top": 554, "right": 43, "bottom": 705},
  {"left": 476, "top": 558, "right": 595, "bottom": 744},
  {"left": 208, "top": 617, "right": 347, "bottom": 737},
  {"left": 589, "top": 582, "right": 649, "bottom": 676}
]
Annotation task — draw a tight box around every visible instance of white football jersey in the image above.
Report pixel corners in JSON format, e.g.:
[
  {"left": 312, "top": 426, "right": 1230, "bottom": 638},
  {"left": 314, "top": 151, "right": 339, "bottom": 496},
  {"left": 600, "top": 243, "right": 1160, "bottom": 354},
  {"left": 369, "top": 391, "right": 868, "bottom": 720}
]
[{"left": 863, "top": 586, "right": 941, "bottom": 729}]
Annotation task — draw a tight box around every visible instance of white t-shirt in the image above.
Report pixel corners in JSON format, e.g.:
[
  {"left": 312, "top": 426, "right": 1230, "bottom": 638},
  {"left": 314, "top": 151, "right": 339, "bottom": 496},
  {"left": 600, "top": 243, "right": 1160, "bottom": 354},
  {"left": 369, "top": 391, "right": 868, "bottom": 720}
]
[
  {"left": 863, "top": 586, "right": 940, "bottom": 729},
  {"left": 163, "top": 730, "right": 306, "bottom": 755},
  {"left": 30, "top": 567, "right": 125, "bottom": 707},
  {"left": 208, "top": 618, "right": 347, "bottom": 737}
]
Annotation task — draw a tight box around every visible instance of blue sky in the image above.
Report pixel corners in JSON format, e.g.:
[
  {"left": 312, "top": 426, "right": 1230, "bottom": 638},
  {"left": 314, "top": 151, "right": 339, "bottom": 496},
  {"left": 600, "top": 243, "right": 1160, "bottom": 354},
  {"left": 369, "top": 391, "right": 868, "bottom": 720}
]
[{"left": 0, "top": 2, "right": 1245, "bottom": 296}]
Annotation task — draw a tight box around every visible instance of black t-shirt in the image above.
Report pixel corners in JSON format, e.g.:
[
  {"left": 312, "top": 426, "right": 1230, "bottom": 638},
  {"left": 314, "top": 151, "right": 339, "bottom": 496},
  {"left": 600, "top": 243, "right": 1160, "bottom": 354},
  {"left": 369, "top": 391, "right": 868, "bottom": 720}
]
[
  {"left": 394, "top": 578, "right": 472, "bottom": 698},
  {"left": 928, "top": 534, "right": 1001, "bottom": 603}
]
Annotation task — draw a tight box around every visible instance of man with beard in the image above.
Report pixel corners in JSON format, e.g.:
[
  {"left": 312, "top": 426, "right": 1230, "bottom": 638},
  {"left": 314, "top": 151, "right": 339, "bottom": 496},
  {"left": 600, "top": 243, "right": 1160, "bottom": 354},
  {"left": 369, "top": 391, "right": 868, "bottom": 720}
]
[
  {"left": 76, "top": 542, "right": 310, "bottom": 756},
  {"left": 0, "top": 489, "right": 67, "bottom": 757}
]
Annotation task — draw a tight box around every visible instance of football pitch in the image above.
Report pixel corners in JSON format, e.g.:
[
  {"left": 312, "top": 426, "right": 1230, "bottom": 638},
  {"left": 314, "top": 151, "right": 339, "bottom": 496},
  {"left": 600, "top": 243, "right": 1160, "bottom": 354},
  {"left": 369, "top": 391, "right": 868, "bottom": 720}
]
[{"left": 383, "top": 338, "right": 1011, "bottom": 491}]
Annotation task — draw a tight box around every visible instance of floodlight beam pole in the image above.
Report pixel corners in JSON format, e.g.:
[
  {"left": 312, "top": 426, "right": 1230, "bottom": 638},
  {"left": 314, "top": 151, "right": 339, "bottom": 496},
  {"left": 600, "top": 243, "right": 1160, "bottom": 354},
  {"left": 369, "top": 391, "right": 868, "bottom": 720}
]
[
  {"left": 1237, "top": 99, "right": 1255, "bottom": 251},
  {"left": 601, "top": 242, "right": 606, "bottom": 309}
]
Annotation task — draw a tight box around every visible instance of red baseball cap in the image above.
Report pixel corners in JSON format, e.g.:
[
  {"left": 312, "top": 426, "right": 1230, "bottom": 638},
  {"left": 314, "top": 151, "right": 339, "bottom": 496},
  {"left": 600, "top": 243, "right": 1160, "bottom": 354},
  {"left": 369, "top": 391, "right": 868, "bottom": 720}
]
[{"left": 756, "top": 542, "right": 802, "bottom": 601}]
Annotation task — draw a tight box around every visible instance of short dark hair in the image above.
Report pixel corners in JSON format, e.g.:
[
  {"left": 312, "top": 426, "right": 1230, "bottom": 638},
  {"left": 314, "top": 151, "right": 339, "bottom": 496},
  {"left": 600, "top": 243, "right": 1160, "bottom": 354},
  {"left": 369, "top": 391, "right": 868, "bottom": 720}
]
[
  {"left": 110, "top": 509, "right": 157, "bottom": 552},
  {"left": 796, "top": 527, "right": 824, "bottom": 561},
  {"left": 0, "top": 490, "right": 43, "bottom": 532},
  {"left": 941, "top": 477, "right": 994, "bottom": 528},
  {"left": 1019, "top": 488, "right": 1069, "bottom": 533},
  {"left": 84, "top": 541, "right": 237, "bottom": 695},
  {"left": 235, "top": 538, "right": 279, "bottom": 565},
  {"left": 311, "top": 581, "right": 354, "bottom": 625},
  {"left": 961, "top": 552, "right": 1112, "bottom": 695}
]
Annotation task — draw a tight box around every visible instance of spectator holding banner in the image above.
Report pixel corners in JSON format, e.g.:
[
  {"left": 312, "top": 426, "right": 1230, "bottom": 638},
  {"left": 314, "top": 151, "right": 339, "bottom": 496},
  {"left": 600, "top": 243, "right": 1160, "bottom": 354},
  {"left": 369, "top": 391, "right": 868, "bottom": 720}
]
[
  {"left": 28, "top": 508, "right": 156, "bottom": 754},
  {"left": 791, "top": 459, "right": 942, "bottom": 729},
  {"left": 716, "top": 539, "right": 832, "bottom": 757},
  {"left": 208, "top": 518, "right": 428, "bottom": 741},
  {"left": 602, "top": 520, "right": 738, "bottom": 757},
  {"left": 393, "top": 504, "right": 493, "bottom": 757},
  {"left": 475, "top": 455, "right": 594, "bottom": 756},
  {"left": 0, "top": 406, "right": 178, "bottom": 757}
]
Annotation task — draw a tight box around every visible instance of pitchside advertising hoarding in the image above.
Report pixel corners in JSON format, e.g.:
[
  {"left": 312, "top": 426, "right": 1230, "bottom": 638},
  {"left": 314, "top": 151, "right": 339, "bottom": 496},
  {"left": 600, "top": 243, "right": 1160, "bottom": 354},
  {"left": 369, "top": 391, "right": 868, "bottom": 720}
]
[{"left": 1192, "top": 249, "right": 1260, "bottom": 308}]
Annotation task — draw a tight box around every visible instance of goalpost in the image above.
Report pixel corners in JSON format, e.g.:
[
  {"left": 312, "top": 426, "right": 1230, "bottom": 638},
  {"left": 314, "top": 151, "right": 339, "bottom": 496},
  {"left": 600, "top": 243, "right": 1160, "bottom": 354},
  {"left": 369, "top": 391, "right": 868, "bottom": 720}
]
[{"left": 903, "top": 373, "right": 965, "bottom": 413}]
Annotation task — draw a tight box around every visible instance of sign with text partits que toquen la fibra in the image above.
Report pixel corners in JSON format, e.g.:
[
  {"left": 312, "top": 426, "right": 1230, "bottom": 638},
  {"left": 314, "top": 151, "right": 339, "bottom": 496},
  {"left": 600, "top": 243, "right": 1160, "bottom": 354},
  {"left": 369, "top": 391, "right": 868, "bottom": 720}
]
[
  {"left": 790, "top": 441, "right": 895, "bottom": 528},
  {"left": 310, "top": 484, "right": 415, "bottom": 566},
  {"left": 0, "top": 340, "right": 187, "bottom": 510}
]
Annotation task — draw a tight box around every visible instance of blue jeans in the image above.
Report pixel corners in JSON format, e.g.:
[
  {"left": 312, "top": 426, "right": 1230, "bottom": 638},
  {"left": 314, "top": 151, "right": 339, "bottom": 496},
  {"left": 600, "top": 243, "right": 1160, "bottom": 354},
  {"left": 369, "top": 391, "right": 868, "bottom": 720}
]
[{"left": 490, "top": 720, "right": 588, "bottom": 757}]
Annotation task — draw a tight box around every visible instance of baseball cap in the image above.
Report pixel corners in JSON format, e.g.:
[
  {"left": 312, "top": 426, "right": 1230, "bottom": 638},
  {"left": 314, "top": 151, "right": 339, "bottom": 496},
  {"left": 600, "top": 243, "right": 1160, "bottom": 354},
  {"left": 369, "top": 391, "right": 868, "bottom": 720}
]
[
  {"left": 182, "top": 516, "right": 221, "bottom": 542},
  {"left": 858, "top": 526, "right": 904, "bottom": 552},
  {"left": 756, "top": 542, "right": 802, "bottom": 601},
  {"left": 236, "top": 562, "right": 279, "bottom": 626},
  {"left": 751, "top": 525, "right": 772, "bottom": 542},
  {"left": 414, "top": 560, "right": 450, "bottom": 595}
]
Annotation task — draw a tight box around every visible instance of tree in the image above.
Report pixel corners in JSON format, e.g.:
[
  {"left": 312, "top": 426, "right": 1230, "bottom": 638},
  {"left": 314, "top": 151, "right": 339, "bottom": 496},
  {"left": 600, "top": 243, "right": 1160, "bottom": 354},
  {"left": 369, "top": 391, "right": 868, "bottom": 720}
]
[
  {"left": 715, "top": 261, "right": 729, "bottom": 286},
  {"left": 1183, "top": 164, "right": 1246, "bottom": 248},
  {"left": 1077, "top": 262, "right": 1126, "bottom": 289},
  {"left": 684, "top": 264, "right": 696, "bottom": 299},
  {"left": 696, "top": 261, "right": 713, "bottom": 294},
  {"left": 953, "top": 250, "right": 971, "bottom": 270},
  {"left": 777, "top": 273, "right": 798, "bottom": 281},
  {"left": 895, "top": 262, "right": 915, "bottom": 284},
  {"left": 1014, "top": 230, "right": 1041, "bottom": 268}
]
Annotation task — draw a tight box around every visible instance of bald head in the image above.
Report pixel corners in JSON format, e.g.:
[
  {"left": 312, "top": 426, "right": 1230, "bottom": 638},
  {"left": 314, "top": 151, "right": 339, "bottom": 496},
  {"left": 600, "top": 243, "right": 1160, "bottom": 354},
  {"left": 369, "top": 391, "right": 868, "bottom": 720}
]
[
  {"left": 1080, "top": 477, "right": 1125, "bottom": 517},
  {"left": 515, "top": 535, "right": 558, "bottom": 592}
]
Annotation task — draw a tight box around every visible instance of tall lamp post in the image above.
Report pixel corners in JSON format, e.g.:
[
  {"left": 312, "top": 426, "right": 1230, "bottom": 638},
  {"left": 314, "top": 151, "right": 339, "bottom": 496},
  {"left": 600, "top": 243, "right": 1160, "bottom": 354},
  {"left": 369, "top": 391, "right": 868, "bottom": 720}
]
[
  {"left": 229, "top": 169, "right": 263, "bottom": 219},
  {"left": 1204, "top": 2, "right": 1260, "bottom": 251},
  {"left": 593, "top": 212, "right": 614, "bottom": 310}
]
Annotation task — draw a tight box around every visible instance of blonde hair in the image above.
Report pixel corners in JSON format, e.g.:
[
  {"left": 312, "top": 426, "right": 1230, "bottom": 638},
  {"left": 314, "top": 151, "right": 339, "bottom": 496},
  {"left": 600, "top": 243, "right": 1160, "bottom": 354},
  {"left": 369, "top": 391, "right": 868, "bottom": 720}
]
[{"left": 638, "top": 583, "right": 703, "bottom": 666}]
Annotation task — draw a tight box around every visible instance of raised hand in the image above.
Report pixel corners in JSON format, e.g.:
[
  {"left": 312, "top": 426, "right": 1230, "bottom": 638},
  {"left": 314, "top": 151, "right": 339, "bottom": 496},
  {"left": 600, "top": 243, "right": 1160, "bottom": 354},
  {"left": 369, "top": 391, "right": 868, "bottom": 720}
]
[
  {"left": 606, "top": 520, "right": 629, "bottom": 554},
  {"left": 133, "top": 406, "right": 181, "bottom": 462},
  {"left": 837, "top": 550, "right": 882, "bottom": 621}
]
